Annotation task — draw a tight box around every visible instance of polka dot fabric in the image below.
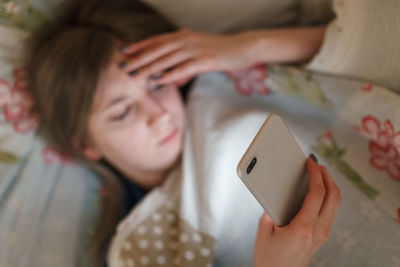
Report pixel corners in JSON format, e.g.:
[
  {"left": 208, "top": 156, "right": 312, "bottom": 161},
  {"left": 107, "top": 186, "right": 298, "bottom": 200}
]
[{"left": 118, "top": 203, "right": 215, "bottom": 267}]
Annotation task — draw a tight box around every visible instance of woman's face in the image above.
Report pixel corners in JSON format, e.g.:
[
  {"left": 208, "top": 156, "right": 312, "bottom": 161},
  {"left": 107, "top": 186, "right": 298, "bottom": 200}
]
[{"left": 84, "top": 52, "right": 186, "bottom": 188}]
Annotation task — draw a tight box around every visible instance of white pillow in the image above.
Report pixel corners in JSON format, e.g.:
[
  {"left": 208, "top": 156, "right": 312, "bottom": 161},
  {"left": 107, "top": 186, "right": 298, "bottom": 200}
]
[
  {"left": 307, "top": 0, "right": 400, "bottom": 93},
  {"left": 139, "top": 0, "right": 300, "bottom": 33}
]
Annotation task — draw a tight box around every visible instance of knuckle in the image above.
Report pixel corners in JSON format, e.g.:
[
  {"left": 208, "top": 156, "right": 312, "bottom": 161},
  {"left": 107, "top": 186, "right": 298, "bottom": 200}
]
[
  {"left": 148, "top": 63, "right": 160, "bottom": 73},
  {"left": 188, "top": 34, "right": 200, "bottom": 43},
  {"left": 200, "top": 58, "right": 214, "bottom": 69},
  {"left": 314, "top": 185, "right": 326, "bottom": 197},
  {"left": 201, "top": 50, "right": 215, "bottom": 59},
  {"left": 333, "top": 185, "right": 341, "bottom": 200},
  {"left": 134, "top": 55, "right": 147, "bottom": 66},
  {"left": 180, "top": 29, "right": 193, "bottom": 38},
  {"left": 296, "top": 224, "right": 315, "bottom": 243},
  {"left": 321, "top": 166, "right": 328, "bottom": 174},
  {"left": 166, "top": 71, "right": 181, "bottom": 82},
  {"left": 317, "top": 227, "right": 331, "bottom": 244}
]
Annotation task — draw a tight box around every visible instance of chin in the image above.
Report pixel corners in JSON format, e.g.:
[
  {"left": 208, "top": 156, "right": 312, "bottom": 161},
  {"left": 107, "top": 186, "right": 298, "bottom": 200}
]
[
  {"left": 167, "top": 143, "right": 183, "bottom": 167},
  {"left": 159, "top": 138, "right": 183, "bottom": 170}
]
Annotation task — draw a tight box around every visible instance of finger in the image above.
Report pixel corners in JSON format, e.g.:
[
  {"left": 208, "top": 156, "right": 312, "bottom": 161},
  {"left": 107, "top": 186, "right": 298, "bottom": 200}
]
[
  {"left": 257, "top": 213, "right": 275, "bottom": 236},
  {"left": 291, "top": 157, "right": 326, "bottom": 226},
  {"left": 138, "top": 49, "right": 192, "bottom": 78},
  {"left": 317, "top": 166, "right": 341, "bottom": 227},
  {"left": 174, "top": 77, "right": 193, "bottom": 87},
  {"left": 121, "top": 42, "right": 182, "bottom": 73},
  {"left": 156, "top": 59, "right": 212, "bottom": 85},
  {"left": 121, "top": 31, "right": 182, "bottom": 55}
]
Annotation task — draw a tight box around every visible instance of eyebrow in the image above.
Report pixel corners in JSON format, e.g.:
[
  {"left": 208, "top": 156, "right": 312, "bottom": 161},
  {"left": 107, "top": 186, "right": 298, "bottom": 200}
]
[{"left": 104, "top": 96, "right": 127, "bottom": 111}]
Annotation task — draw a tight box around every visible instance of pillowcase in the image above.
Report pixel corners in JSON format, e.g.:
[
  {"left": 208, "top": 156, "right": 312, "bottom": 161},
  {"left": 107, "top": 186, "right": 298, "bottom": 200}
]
[
  {"left": 0, "top": 2, "right": 102, "bottom": 266},
  {"left": 300, "top": 0, "right": 333, "bottom": 25},
  {"left": 139, "top": 0, "right": 301, "bottom": 33},
  {"left": 307, "top": 0, "right": 400, "bottom": 93}
]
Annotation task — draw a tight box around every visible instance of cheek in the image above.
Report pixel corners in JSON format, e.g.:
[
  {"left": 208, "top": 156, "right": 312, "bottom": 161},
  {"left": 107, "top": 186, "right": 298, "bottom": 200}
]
[
  {"left": 110, "top": 126, "right": 149, "bottom": 151},
  {"left": 91, "top": 119, "right": 151, "bottom": 158}
]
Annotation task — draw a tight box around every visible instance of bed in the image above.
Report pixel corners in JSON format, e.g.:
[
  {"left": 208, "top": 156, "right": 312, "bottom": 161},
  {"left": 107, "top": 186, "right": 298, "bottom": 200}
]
[{"left": 1, "top": 0, "right": 399, "bottom": 266}]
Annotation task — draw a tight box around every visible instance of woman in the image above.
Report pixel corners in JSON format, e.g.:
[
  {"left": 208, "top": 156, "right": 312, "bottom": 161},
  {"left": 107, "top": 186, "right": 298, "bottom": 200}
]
[{"left": 25, "top": 0, "right": 340, "bottom": 266}]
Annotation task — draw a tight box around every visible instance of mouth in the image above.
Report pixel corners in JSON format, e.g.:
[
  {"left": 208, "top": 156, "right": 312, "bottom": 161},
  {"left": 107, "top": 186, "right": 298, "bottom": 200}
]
[{"left": 159, "top": 128, "right": 179, "bottom": 145}]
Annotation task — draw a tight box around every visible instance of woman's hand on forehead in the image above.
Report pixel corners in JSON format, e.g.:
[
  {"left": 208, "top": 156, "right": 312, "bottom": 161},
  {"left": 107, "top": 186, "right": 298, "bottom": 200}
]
[{"left": 118, "top": 29, "right": 263, "bottom": 86}]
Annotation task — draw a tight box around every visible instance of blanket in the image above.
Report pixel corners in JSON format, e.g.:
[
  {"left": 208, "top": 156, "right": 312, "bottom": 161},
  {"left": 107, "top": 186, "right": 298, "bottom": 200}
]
[{"left": 108, "top": 65, "right": 400, "bottom": 267}]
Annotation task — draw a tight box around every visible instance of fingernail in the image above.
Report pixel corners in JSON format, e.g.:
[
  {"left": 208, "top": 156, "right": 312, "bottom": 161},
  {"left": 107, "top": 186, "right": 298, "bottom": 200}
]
[
  {"left": 120, "top": 61, "right": 129, "bottom": 68},
  {"left": 151, "top": 72, "right": 163, "bottom": 80},
  {"left": 121, "top": 46, "right": 130, "bottom": 53},
  {"left": 129, "top": 69, "right": 139, "bottom": 76},
  {"left": 310, "top": 153, "right": 318, "bottom": 163}
]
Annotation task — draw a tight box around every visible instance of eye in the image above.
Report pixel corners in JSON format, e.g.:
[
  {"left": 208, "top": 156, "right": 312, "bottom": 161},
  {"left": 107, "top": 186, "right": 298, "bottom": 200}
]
[{"left": 112, "top": 105, "right": 133, "bottom": 121}]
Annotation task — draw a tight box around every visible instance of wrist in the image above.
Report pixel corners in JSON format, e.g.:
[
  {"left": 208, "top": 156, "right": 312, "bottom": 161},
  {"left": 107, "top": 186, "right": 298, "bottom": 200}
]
[
  {"left": 234, "top": 30, "right": 271, "bottom": 66},
  {"left": 240, "top": 27, "right": 326, "bottom": 64}
]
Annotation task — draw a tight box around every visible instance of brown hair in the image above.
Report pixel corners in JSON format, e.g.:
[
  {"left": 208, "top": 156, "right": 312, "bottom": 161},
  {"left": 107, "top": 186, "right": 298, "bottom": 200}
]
[{"left": 25, "top": 0, "right": 176, "bottom": 265}]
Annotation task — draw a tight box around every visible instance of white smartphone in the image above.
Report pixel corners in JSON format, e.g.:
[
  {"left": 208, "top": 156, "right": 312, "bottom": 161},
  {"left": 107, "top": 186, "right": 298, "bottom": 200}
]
[{"left": 237, "top": 113, "right": 309, "bottom": 226}]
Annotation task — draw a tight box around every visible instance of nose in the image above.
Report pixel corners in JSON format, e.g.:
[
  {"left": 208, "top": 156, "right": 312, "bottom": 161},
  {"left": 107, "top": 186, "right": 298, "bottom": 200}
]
[{"left": 144, "top": 95, "right": 172, "bottom": 129}]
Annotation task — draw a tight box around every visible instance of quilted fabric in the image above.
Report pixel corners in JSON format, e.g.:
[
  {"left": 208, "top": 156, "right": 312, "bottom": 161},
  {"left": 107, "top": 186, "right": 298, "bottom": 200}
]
[{"left": 308, "top": 0, "right": 400, "bottom": 93}]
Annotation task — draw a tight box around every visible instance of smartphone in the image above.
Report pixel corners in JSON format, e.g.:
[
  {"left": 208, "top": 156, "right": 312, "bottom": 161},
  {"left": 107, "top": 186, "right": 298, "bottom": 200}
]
[{"left": 237, "top": 113, "right": 309, "bottom": 226}]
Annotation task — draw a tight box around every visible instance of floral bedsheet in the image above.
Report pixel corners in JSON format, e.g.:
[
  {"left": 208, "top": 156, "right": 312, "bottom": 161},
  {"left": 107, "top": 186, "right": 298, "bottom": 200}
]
[{"left": 108, "top": 65, "right": 400, "bottom": 267}]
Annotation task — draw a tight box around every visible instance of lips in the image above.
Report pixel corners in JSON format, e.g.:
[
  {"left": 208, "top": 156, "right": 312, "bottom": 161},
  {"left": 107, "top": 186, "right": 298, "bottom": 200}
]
[{"left": 159, "top": 128, "right": 178, "bottom": 145}]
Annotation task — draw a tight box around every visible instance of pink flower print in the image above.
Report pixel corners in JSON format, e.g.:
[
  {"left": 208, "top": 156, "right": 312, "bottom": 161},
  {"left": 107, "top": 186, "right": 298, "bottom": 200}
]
[
  {"left": 397, "top": 208, "right": 400, "bottom": 224},
  {"left": 393, "top": 133, "right": 400, "bottom": 154},
  {"left": 369, "top": 142, "right": 400, "bottom": 181},
  {"left": 361, "top": 83, "right": 373, "bottom": 92},
  {"left": 0, "top": 80, "right": 12, "bottom": 107},
  {"left": 356, "top": 116, "right": 394, "bottom": 147},
  {"left": 13, "top": 68, "right": 29, "bottom": 90},
  {"left": 3, "top": 89, "right": 37, "bottom": 133},
  {"left": 322, "top": 130, "right": 333, "bottom": 141},
  {"left": 13, "top": 117, "right": 38, "bottom": 134},
  {"left": 4, "top": 92, "right": 28, "bottom": 122},
  {"left": 226, "top": 64, "right": 269, "bottom": 96},
  {"left": 356, "top": 115, "right": 400, "bottom": 181},
  {"left": 42, "top": 146, "right": 72, "bottom": 165},
  {"left": 0, "top": 68, "right": 38, "bottom": 134},
  {"left": 319, "top": 129, "right": 335, "bottom": 147}
]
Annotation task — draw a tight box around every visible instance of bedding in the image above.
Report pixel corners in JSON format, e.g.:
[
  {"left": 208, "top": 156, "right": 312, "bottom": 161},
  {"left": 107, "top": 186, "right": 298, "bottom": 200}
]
[
  {"left": 139, "top": 0, "right": 300, "bottom": 33},
  {"left": 0, "top": 17, "right": 101, "bottom": 267},
  {"left": 109, "top": 65, "right": 400, "bottom": 267},
  {"left": 307, "top": 0, "right": 400, "bottom": 93},
  {"left": 1, "top": 0, "right": 399, "bottom": 266}
]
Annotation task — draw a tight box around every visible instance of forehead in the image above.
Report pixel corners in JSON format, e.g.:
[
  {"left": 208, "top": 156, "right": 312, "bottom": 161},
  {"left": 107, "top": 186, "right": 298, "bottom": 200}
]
[{"left": 92, "top": 52, "right": 142, "bottom": 112}]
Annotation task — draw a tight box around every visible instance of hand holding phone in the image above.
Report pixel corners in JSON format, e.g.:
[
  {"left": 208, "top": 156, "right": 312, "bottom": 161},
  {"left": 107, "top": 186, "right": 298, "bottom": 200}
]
[
  {"left": 237, "top": 114, "right": 309, "bottom": 226},
  {"left": 253, "top": 156, "right": 342, "bottom": 267}
]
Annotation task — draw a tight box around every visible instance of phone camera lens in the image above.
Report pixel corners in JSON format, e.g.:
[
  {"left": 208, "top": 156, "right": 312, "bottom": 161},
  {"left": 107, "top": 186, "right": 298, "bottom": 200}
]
[{"left": 246, "top": 157, "right": 257, "bottom": 174}]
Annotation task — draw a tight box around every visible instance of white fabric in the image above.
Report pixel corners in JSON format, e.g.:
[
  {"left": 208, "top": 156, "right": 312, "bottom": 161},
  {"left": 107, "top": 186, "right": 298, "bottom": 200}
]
[{"left": 307, "top": 0, "right": 400, "bottom": 93}]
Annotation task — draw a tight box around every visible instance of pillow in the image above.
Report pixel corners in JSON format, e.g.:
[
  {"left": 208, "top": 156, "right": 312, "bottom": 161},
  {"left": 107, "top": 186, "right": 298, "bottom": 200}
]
[
  {"left": 300, "top": 0, "right": 334, "bottom": 25},
  {"left": 0, "top": 2, "right": 102, "bottom": 266},
  {"left": 139, "top": 0, "right": 301, "bottom": 33},
  {"left": 307, "top": 0, "right": 400, "bottom": 93}
]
